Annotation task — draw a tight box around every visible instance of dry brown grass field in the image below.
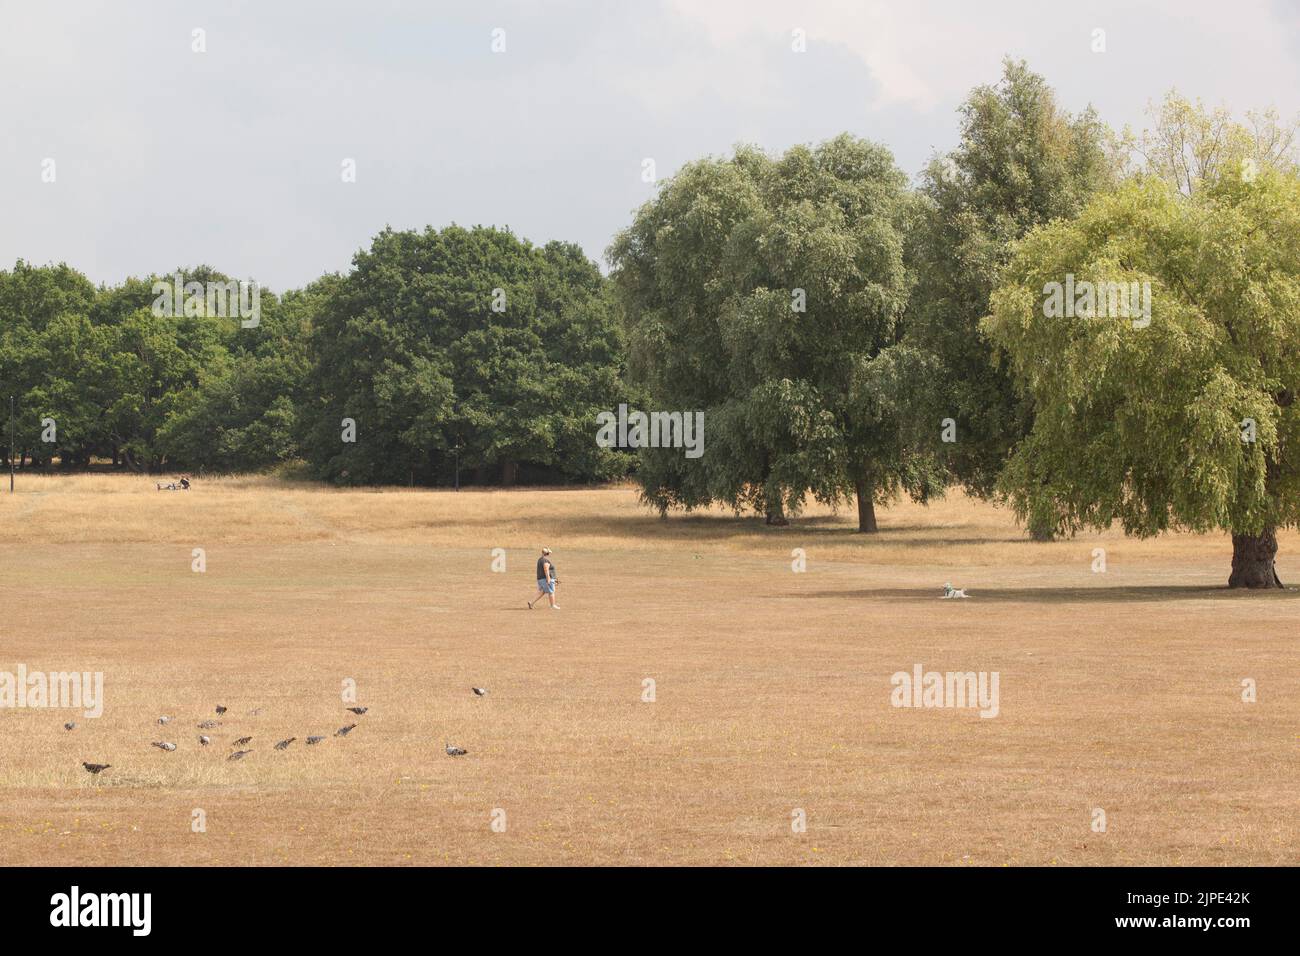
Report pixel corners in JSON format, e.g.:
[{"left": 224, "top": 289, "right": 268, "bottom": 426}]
[{"left": 0, "top": 474, "right": 1296, "bottom": 866}]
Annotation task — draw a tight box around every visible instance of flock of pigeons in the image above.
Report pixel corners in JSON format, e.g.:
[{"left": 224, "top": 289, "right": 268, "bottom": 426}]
[{"left": 75, "top": 689, "right": 489, "bottom": 776}]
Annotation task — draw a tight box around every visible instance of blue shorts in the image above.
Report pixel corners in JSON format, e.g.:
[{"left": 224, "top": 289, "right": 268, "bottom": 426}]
[{"left": 537, "top": 578, "right": 554, "bottom": 594}]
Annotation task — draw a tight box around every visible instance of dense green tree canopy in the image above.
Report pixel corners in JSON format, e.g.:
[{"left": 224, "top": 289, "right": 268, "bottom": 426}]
[
  {"left": 156, "top": 278, "right": 321, "bottom": 471},
  {"left": 2, "top": 231, "right": 627, "bottom": 486},
  {"left": 984, "top": 166, "right": 1300, "bottom": 586},
  {"left": 302, "top": 225, "right": 630, "bottom": 486},
  {"left": 907, "top": 60, "right": 1117, "bottom": 527},
  {"left": 610, "top": 134, "right": 942, "bottom": 531},
  {"left": 0, "top": 261, "right": 98, "bottom": 465},
  {"left": 0, "top": 262, "right": 307, "bottom": 472}
]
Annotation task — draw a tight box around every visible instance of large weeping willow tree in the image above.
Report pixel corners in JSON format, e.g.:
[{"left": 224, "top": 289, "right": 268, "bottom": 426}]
[
  {"left": 906, "top": 59, "right": 1118, "bottom": 541},
  {"left": 985, "top": 155, "right": 1300, "bottom": 587},
  {"left": 608, "top": 135, "right": 944, "bottom": 532}
]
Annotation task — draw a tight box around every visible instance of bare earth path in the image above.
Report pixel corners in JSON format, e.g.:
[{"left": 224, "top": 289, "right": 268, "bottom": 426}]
[{"left": 0, "top": 476, "right": 1295, "bottom": 865}]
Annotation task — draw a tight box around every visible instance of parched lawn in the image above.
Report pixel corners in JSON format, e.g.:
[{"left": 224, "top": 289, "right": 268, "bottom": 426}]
[{"left": 0, "top": 476, "right": 1295, "bottom": 864}]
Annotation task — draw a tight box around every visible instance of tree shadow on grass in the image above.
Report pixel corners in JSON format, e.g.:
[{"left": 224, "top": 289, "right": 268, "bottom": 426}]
[
  {"left": 792, "top": 585, "right": 1300, "bottom": 604},
  {"left": 530, "top": 512, "right": 1025, "bottom": 545}
]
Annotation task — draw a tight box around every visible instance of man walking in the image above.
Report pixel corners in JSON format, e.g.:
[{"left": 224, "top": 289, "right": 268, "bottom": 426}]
[{"left": 529, "top": 547, "right": 559, "bottom": 610}]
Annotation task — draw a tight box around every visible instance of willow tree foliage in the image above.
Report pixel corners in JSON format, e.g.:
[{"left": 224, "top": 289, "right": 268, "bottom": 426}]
[
  {"left": 984, "top": 165, "right": 1300, "bottom": 587},
  {"left": 906, "top": 60, "right": 1117, "bottom": 538},
  {"left": 1127, "top": 92, "right": 1298, "bottom": 196},
  {"left": 610, "top": 135, "right": 942, "bottom": 531}
]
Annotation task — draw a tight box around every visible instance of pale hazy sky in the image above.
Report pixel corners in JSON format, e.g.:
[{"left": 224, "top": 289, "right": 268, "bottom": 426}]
[{"left": 3, "top": 0, "right": 1298, "bottom": 291}]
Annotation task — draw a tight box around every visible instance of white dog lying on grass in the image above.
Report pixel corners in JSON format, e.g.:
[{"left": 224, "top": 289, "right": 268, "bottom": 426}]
[{"left": 941, "top": 583, "right": 970, "bottom": 599}]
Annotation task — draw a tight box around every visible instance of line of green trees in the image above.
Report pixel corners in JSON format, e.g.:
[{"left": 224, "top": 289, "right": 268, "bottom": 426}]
[
  {"left": 4, "top": 60, "right": 1299, "bottom": 586},
  {"left": 0, "top": 232, "right": 636, "bottom": 487}
]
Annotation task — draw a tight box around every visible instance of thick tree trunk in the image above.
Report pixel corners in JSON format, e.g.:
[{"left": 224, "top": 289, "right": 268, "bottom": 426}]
[
  {"left": 853, "top": 476, "right": 878, "bottom": 533},
  {"left": 500, "top": 459, "right": 518, "bottom": 487},
  {"left": 1028, "top": 518, "right": 1054, "bottom": 542},
  {"left": 764, "top": 498, "right": 789, "bottom": 526},
  {"left": 1228, "top": 528, "right": 1283, "bottom": 588}
]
